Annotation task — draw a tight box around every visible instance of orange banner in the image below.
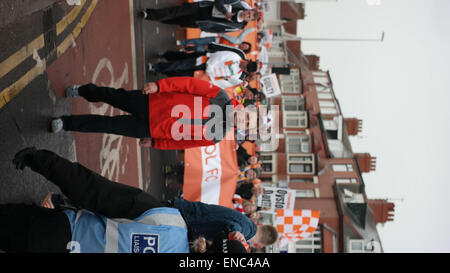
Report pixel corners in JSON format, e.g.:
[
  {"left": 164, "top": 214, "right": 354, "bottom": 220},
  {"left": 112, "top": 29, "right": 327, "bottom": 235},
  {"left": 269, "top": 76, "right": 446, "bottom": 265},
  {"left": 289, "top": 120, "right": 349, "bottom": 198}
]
[{"left": 183, "top": 131, "right": 238, "bottom": 208}]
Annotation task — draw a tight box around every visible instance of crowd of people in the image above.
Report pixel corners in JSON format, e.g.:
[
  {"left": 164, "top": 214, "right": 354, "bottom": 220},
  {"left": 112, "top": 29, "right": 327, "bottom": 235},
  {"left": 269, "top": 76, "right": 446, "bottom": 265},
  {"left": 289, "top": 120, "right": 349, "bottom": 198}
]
[
  {"left": 148, "top": 0, "right": 276, "bottom": 252},
  {"left": 143, "top": 0, "right": 269, "bottom": 107},
  {"left": 148, "top": 0, "right": 276, "bottom": 253}
]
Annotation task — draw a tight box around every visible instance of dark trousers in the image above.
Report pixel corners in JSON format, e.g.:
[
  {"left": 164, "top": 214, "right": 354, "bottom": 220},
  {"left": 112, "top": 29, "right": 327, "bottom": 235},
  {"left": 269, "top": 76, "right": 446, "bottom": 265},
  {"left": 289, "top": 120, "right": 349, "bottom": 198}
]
[
  {"left": 154, "top": 58, "right": 206, "bottom": 77},
  {"left": 0, "top": 204, "right": 71, "bottom": 253},
  {"left": 62, "top": 84, "right": 151, "bottom": 138},
  {"left": 0, "top": 148, "right": 165, "bottom": 253},
  {"left": 162, "top": 51, "right": 205, "bottom": 61},
  {"left": 146, "top": 3, "right": 212, "bottom": 28}
]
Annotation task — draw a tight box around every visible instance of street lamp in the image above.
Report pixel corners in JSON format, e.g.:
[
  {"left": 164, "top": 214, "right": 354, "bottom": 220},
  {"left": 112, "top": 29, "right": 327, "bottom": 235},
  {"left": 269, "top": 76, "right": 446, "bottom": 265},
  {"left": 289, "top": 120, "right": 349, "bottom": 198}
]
[
  {"left": 291, "top": 31, "right": 385, "bottom": 42},
  {"left": 264, "top": 0, "right": 338, "bottom": 2}
]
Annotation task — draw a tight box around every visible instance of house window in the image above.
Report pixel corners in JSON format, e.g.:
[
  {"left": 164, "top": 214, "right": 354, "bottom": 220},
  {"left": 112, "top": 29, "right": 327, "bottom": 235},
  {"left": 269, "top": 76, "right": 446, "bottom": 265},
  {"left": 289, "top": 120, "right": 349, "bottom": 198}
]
[
  {"left": 280, "top": 71, "right": 300, "bottom": 94},
  {"left": 319, "top": 100, "right": 338, "bottom": 115},
  {"left": 260, "top": 153, "right": 276, "bottom": 174},
  {"left": 323, "top": 119, "right": 338, "bottom": 131},
  {"left": 343, "top": 189, "right": 364, "bottom": 203},
  {"left": 282, "top": 96, "right": 305, "bottom": 111},
  {"left": 319, "top": 100, "right": 335, "bottom": 108},
  {"left": 332, "top": 164, "right": 354, "bottom": 172},
  {"left": 295, "top": 189, "right": 316, "bottom": 198},
  {"left": 313, "top": 76, "right": 329, "bottom": 86},
  {"left": 258, "top": 134, "right": 279, "bottom": 152},
  {"left": 320, "top": 107, "right": 338, "bottom": 115},
  {"left": 335, "top": 178, "right": 357, "bottom": 184},
  {"left": 326, "top": 130, "right": 338, "bottom": 140},
  {"left": 348, "top": 239, "right": 364, "bottom": 253},
  {"left": 317, "top": 93, "right": 333, "bottom": 99},
  {"left": 287, "top": 154, "right": 315, "bottom": 174},
  {"left": 283, "top": 111, "right": 308, "bottom": 128},
  {"left": 289, "top": 177, "right": 314, "bottom": 183},
  {"left": 295, "top": 227, "right": 322, "bottom": 253},
  {"left": 286, "top": 135, "right": 311, "bottom": 153},
  {"left": 260, "top": 176, "right": 276, "bottom": 187},
  {"left": 312, "top": 71, "right": 327, "bottom": 77},
  {"left": 281, "top": 83, "right": 301, "bottom": 94},
  {"left": 315, "top": 84, "right": 331, "bottom": 93}
]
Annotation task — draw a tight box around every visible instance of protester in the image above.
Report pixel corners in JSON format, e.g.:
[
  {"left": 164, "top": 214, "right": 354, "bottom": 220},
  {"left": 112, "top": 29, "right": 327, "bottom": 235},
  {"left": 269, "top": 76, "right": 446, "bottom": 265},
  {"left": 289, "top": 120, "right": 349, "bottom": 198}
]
[
  {"left": 50, "top": 77, "right": 245, "bottom": 150},
  {"left": 232, "top": 195, "right": 258, "bottom": 218},
  {"left": 235, "top": 179, "right": 263, "bottom": 201},
  {"left": 149, "top": 43, "right": 258, "bottom": 88},
  {"left": 238, "top": 167, "right": 261, "bottom": 182},
  {"left": 232, "top": 194, "right": 245, "bottom": 214},
  {"left": 182, "top": 40, "right": 251, "bottom": 55},
  {"left": 243, "top": 200, "right": 258, "bottom": 215},
  {"left": 178, "top": 27, "right": 255, "bottom": 53},
  {"left": 140, "top": 0, "right": 259, "bottom": 33}
]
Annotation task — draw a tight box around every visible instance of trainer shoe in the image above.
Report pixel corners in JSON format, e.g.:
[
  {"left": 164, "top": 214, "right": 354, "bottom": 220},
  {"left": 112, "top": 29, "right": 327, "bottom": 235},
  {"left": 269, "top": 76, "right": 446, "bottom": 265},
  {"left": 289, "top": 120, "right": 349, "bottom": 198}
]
[
  {"left": 50, "top": 118, "right": 64, "bottom": 133},
  {"left": 138, "top": 10, "right": 148, "bottom": 19},
  {"left": 148, "top": 63, "right": 155, "bottom": 72},
  {"left": 13, "top": 147, "right": 37, "bottom": 170},
  {"left": 65, "top": 85, "right": 80, "bottom": 98}
]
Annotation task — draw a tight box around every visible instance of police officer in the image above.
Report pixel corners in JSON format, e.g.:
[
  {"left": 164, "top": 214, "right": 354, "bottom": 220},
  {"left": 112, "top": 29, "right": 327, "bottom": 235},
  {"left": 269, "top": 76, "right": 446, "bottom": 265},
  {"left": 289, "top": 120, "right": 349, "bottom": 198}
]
[{"left": 1, "top": 147, "right": 246, "bottom": 253}]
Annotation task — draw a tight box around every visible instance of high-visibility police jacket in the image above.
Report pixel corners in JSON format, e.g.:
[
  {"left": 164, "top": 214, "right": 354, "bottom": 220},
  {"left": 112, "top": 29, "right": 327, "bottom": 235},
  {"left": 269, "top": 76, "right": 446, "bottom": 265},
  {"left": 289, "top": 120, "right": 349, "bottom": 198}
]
[{"left": 64, "top": 207, "right": 190, "bottom": 253}]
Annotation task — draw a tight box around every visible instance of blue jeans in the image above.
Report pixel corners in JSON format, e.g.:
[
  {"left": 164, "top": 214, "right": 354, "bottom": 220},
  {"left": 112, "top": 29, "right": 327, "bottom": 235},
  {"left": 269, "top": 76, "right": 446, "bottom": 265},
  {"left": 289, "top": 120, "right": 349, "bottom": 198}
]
[
  {"left": 172, "top": 197, "right": 257, "bottom": 241},
  {"left": 153, "top": 59, "right": 205, "bottom": 77},
  {"left": 180, "top": 37, "right": 217, "bottom": 52}
]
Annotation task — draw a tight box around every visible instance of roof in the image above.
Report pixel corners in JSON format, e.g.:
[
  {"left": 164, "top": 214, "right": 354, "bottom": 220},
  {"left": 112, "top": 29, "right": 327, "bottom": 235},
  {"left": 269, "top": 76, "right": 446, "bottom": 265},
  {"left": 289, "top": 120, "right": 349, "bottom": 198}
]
[
  {"left": 334, "top": 184, "right": 384, "bottom": 253},
  {"left": 280, "top": 2, "right": 305, "bottom": 31},
  {"left": 340, "top": 124, "right": 354, "bottom": 157}
]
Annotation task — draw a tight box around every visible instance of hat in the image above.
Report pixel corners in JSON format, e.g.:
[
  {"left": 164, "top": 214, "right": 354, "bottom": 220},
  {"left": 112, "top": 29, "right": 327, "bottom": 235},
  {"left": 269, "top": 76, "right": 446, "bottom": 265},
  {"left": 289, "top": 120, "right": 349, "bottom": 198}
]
[
  {"left": 207, "top": 232, "right": 247, "bottom": 253},
  {"left": 246, "top": 61, "right": 258, "bottom": 73}
]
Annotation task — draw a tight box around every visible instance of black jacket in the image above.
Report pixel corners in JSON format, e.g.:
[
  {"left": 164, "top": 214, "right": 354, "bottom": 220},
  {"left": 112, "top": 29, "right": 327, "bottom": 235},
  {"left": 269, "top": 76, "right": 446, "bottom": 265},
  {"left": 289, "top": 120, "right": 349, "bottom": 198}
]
[{"left": 196, "top": 1, "right": 250, "bottom": 33}]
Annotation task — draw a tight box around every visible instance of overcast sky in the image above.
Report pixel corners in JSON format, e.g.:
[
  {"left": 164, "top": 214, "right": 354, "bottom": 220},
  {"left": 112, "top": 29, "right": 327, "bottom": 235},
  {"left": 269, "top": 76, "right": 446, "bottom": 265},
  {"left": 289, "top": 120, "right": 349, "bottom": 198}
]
[{"left": 297, "top": 0, "right": 450, "bottom": 253}]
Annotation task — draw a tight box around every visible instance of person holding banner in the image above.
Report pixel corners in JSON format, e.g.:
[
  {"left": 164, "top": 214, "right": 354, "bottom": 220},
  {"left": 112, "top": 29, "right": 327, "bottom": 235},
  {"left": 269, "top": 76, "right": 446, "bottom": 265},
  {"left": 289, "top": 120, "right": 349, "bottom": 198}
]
[
  {"left": 2, "top": 147, "right": 248, "bottom": 253},
  {"left": 50, "top": 77, "right": 244, "bottom": 150}
]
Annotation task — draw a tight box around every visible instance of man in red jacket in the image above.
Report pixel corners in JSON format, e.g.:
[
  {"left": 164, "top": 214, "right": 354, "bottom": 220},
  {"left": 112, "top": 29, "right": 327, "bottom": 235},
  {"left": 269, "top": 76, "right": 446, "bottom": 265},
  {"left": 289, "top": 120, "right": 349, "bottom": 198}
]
[{"left": 50, "top": 77, "right": 245, "bottom": 150}]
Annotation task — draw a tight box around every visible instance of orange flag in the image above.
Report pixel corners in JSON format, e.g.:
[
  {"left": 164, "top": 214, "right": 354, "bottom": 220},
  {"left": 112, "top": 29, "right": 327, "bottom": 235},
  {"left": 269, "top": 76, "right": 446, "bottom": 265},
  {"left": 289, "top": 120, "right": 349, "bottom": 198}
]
[
  {"left": 183, "top": 131, "right": 238, "bottom": 208},
  {"left": 276, "top": 209, "right": 321, "bottom": 241}
]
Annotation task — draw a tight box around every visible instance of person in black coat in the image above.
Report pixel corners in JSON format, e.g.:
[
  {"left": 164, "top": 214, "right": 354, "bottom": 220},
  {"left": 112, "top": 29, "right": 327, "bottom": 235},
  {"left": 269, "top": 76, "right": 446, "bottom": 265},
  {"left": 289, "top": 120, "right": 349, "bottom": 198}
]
[
  {"left": 140, "top": 0, "right": 260, "bottom": 33},
  {"left": 2, "top": 147, "right": 276, "bottom": 252}
]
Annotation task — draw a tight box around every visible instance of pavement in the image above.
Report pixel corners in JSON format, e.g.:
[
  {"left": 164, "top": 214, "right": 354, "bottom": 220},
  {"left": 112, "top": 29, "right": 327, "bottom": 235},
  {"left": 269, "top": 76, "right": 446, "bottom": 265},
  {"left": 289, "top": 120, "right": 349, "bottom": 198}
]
[{"left": 0, "top": 0, "right": 186, "bottom": 205}]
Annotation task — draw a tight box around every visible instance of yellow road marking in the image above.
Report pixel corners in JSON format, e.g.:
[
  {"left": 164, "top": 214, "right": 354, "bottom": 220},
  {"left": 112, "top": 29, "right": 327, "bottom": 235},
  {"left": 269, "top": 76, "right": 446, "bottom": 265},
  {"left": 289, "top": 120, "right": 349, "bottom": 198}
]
[
  {"left": 0, "top": 0, "right": 98, "bottom": 109},
  {"left": 0, "top": 35, "right": 44, "bottom": 79},
  {"left": 0, "top": 61, "right": 47, "bottom": 109},
  {"left": 56, "top": 0, "right": 86, "bottom": 36},
  {"left": 57, "top": 0, "right": 98, "bottom": 58}
]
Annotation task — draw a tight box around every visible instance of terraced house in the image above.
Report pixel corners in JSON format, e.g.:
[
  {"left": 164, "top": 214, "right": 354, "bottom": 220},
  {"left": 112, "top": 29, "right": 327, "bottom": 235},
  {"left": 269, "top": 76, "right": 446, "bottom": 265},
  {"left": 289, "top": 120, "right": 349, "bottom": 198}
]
[{"left": 257, "top": 1, "right": 394, "bottom": 253}]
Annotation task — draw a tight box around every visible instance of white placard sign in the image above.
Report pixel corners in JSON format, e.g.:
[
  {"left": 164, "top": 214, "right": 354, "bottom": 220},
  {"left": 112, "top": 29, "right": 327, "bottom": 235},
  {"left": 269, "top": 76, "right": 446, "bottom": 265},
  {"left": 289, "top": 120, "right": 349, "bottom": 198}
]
[
  {"left": 257, "top": 186, "right": 296, "bottom": 212},
  {"left": 260, "top": 74, "right": 281, "bottom": 98}
]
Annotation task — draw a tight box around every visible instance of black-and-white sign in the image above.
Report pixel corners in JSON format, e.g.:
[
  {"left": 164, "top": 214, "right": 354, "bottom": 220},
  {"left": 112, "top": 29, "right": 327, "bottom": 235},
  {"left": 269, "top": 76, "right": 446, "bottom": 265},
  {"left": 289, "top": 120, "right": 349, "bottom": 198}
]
[
  {"left": 260, "top": 74, "right": 281, "bottom": 98},
  {"left": 257, "top": 186, "right": 296, "bottom": 212}
]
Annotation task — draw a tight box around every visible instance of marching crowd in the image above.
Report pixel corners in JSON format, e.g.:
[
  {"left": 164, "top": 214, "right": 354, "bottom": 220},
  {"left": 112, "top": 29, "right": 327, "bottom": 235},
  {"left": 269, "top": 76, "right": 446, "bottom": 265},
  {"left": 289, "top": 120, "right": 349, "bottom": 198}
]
[{"left": 0, "top": 0, "right": 278, "bottom": 254}]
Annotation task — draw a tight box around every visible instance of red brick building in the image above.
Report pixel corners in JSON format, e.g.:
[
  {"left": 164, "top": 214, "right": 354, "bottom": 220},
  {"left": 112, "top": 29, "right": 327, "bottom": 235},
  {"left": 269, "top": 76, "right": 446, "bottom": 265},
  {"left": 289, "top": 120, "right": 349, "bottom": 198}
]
[{"left": 258, "top": 39, "right": 393, "bottom": 254}]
